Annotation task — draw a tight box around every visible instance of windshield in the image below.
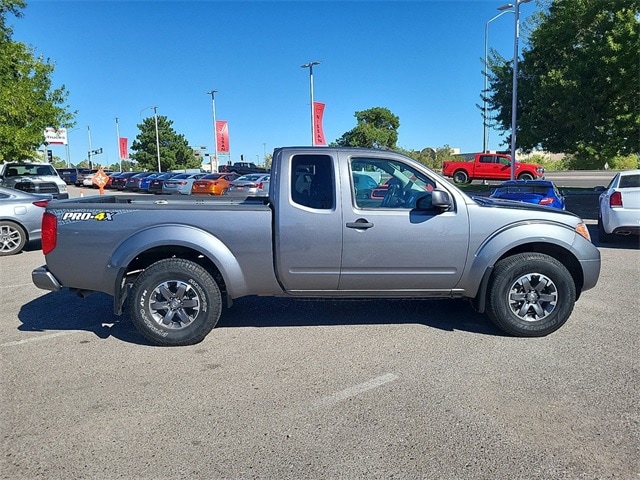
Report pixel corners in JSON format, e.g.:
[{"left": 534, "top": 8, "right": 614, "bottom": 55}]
[{"left": 4, "top": 164, "right": 58, "bottom": 177}]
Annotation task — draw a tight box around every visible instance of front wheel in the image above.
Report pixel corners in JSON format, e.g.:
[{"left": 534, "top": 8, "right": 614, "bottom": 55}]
[
  {"left": 486, "top": 253, "right": 576, "bottom": 337},
  {"left": 129, "top": 258, "right": 222, "bottom": 346}
]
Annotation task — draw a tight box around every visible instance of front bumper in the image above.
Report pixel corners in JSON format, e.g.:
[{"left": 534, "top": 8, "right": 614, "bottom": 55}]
[{"left": 32, "top": 265, "right": 62, "bottom": 291}]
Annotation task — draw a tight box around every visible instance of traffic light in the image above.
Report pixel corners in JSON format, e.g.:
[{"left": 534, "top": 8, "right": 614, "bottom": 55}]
[{"left": 47, "top": 149, "right": 53, "bottom": 163}]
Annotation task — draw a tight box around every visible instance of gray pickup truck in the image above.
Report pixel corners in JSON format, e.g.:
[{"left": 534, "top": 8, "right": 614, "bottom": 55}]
[{"left": 32, "top": 147, "right": 601, "bottom": 346}]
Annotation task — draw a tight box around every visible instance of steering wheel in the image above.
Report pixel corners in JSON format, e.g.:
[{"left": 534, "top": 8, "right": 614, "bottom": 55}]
[{"left": 381, "top": 184, "right": 403, "bottom": 208}]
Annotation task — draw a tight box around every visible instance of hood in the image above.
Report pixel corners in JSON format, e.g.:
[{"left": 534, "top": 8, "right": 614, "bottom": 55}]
[{"left": 472, "top": 195, "right": 575, "bottom": 218}]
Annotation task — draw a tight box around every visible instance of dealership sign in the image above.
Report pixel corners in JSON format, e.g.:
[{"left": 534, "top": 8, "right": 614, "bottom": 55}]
[{"left": 44, "top": 127, "right": 68, "bottom": 145}]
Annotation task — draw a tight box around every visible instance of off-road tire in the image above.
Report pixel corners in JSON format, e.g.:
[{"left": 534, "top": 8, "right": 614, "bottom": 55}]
[
  {"left": 486, "top": 253, "right": 576, "bottom": 337},
  {"left": 129, "top": 258, "right": 222, "bottom": 346}
]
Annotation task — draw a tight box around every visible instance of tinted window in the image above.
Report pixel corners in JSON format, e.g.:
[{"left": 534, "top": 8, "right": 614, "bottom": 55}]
[{"left": 290, "top": 154, "right": 334, "bottom": 209}]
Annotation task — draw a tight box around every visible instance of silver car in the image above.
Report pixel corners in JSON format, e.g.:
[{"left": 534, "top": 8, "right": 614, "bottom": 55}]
[
  {"left": 598, "top": 169, "right": 640, "bottom": 242},
  {"left": 0, "top": 187, "right": 51, "bottom": 255},
  {"left": 162, "top": 173, "right": 206, "bottom": 195},
  {"left": 224, "top": 174, "right": 270, "bottom": 197}
]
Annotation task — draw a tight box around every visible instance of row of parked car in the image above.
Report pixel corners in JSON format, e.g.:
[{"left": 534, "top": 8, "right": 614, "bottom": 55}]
[{"left": 74, "top": 170, "right": 272, "bottom": 197}]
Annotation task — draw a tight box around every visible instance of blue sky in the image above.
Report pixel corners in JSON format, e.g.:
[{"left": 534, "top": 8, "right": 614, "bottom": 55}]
[{"left": 12, "top": 0, "right": 536, "bottom": 167}]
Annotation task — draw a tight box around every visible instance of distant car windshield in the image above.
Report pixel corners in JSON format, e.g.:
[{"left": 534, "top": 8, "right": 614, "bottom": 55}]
[{"left": 6, "top": 164, "right": 57, "bottom": 176}]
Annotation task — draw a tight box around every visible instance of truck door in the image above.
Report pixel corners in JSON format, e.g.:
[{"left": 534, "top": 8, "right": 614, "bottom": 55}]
[
  {"left": 338, "top": 154, "right": 469, "bottom": 292},
  {"left": 273, "top": 153, "right": 342, "bottom": 292}
]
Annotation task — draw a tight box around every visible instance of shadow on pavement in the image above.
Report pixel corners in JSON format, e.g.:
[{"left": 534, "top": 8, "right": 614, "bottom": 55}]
[{"left": 18, "top": 290, "right": 504, "bottom": 345}]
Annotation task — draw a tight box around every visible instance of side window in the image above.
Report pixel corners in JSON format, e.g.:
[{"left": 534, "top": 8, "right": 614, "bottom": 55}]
[
  {"left": 478, "top": 155, "right": 493, "bottom": 164},
  {"left": 350, "top": 157, "right": 436, "bottom": 210},
  {"left": 497, "top": 156, "right": 510, "bottom": 165},
  {"left": 290, "top": 154, "right": 334, "bottom": 210}
]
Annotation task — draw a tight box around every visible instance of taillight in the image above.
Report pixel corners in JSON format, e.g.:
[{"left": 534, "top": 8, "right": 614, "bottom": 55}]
[
  {"left": 610, "top": 191, "right": 623, "bottom": 207},
  {"left": 178, "top": 181, "right": 187, "bottom": 185},
  {"left": 257, "top": 182, "right": 263, "bottom": 189},
  {"left": 41, "top": 212, "right": 57, "bottom": 255},
  {"left": 33, "top": 200, "right": 50, "bottom": 208},
  {"left": 539, "top": 197, "right": 554, "bottom": 205}
]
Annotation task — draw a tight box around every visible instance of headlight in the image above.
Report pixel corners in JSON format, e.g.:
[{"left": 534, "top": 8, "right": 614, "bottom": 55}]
[
  {"left": 576, "top": 222, "right": 591, "bottom": 241},
  {"left": 59, "top": 184, "right": 68, "bottom": 192}
]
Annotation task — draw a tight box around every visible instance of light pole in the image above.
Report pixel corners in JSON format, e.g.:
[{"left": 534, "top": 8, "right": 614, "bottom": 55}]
[
  {"left": 499, "top": 0, "right": 533, "bottom": 179},
  {"left": 140, "top": 106, "right": 161, "bottom": 172},
  {"left": 115, "top": 117, "right": 122, "bottom": 172},
  {"left": 65, "top": 127, "right": 80, "bottom": 167},
  {"left": 207, "top": 90, "right": 218, "bottom": 173},
  {"left": 301, "top": 61, "right": 320, "bottom": 146},
  {"left": 484, "top": 9, "right": 514, "bottom": 153}
]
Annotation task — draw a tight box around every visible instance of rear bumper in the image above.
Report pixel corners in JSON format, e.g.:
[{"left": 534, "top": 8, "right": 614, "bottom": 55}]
[{"left": 31, "top": 265, "right": 62, "bottom": 291}]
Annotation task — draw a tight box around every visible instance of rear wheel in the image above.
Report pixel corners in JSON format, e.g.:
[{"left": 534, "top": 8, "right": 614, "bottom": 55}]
[
  {"left": 452, "top": 170, "right": 469, "bottom": 184},
  {"left": 0, "top": 220, "right": 27, "bottom": 256},
  {"left": 129, "top": 258, "right": 222, "bottom": 346},
  {"left": 486, "top": 253, "right": 576, "bottom": 337}
]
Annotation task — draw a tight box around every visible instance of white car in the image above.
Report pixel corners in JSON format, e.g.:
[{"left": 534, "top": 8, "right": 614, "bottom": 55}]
[{"left": 598, "top": 169, "right": 640, "bottom": 243}]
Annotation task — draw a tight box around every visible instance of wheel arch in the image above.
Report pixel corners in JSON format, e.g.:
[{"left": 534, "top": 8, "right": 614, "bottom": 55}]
[
  {"left": 108, "top": 225, "right": 247, "bottom": 314},
  {"left": 466, "top": 223, "right": 588, "bottom": 312}
]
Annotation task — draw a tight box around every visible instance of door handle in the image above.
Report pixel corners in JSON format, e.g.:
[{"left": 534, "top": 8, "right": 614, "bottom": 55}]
[{"left": 346, "top": 219, "right": 374, "bottom": 229}]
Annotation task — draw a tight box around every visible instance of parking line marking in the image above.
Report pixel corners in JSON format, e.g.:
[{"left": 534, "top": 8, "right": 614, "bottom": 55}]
[
  {"left": 1, "top": 331, "right": 83, "bottom": 347},
  {"left": 313, "top": 373, "right": 399, "bottom": 408}
]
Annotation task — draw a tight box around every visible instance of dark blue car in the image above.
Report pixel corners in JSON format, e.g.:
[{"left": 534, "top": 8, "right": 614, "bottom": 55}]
[{"left": 490, "top": 180, "right": 566, "bottom": 210}]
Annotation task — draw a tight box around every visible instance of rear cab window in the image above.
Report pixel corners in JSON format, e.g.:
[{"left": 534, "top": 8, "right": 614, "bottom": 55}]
[{"left": 290, "top": 154, "right": 335, "bottom": 210}]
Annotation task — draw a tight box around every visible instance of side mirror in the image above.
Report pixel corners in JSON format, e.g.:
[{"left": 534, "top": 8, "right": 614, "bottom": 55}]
[{"left": 415, "top": 189, "right": 452, "bottom": 212}]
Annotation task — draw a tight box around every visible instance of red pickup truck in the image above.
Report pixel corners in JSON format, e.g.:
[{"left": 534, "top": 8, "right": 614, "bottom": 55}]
[{"left": 442, "top": 153, "right": 544, "bottom": 184}]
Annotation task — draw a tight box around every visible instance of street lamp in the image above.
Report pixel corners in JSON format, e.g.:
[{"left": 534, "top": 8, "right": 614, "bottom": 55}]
[
  {"left": 484, "top": 9, "right": 514, "bottom": 153},
  {"left": 140, "top": 106, "right": 162, "bottom": 172},
  {"left": 207, "top": 90, "right": 218, "bottom": 173},
  {"left": 498, "top": 0, "right": 533, "bottom": 179},
  {"left": 300, "top": 61, "right": 320, "bottom": 146},
  {"left": 65, "top": 127, "right": 81, "bottom": 167}
]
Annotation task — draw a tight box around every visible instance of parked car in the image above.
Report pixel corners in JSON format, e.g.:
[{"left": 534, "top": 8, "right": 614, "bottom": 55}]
[
  {"left": 224, "top": 174, "right": 270, "bottom": 197},
  {"left": 124, "top": 172, "right": 158, "bottom": 192},
  {"left": 0, "top": 186, "right": 51, "bottom": 255},
  {"left": 597, "top": 169, "right": 640, "bottom": 243},
  {"left": 110, "top": 172, "right": 140, "bottom": 190},
  {"left": 147, "top": 172, "right": 178, "bottom": 194},
  {"left": 139, "top": 173, "right": 160, "bottom": 192},
  {"left": 75, "top": 169, "right": 98, "bottom": 186},
  {"left": 162, "top": 173, "right": 207, "bottom": 195},
  {"left": 490, "top": 180, "right": 566, "bottom": 210},
  {"left": 0, "top": 162, "right": 69, "bottom": 199},
  {"left": 191, "top": 173, "right": 240, "bottom": 196},
  {"left": 57, "top": 168, "right": 79, "bottom": 185}
]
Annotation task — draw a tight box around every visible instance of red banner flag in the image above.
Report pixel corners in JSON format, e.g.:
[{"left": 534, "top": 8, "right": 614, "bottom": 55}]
[
  {"left": 118, "top": 137, "right": 129, "bottom": 159},
  {"left": 313, "top": 102, "right": 326, "bottom": 146},
  {"left": 216, "top": 121, "right": 230, "bottom": 153}
]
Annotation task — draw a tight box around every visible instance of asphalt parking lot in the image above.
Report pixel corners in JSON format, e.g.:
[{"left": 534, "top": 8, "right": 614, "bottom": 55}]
[{"left": 1, "top": 183, "right": 638, "bottom": 479}]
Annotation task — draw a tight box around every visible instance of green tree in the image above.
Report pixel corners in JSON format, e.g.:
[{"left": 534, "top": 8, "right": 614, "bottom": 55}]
[
  {"left": 485, "top": 0, "right": 639, "bottom": 167},
  {"left": 333, "top": 107, "right": 400, "bottom": 149},
  {"left": 130, "top": 116, "right": 199, "bottom": 172},
  {"left": 0, "top": 0, "right": 75, "bottom": 162}
]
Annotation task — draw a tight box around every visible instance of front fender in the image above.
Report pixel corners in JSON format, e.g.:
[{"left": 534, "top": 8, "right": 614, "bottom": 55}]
[
  {"left": 459, "top": 220, "right": 591, "bottom": 299},
  {"left": 107, "top": 224, "right": 248, "bottom": 300}
]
